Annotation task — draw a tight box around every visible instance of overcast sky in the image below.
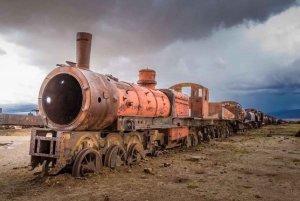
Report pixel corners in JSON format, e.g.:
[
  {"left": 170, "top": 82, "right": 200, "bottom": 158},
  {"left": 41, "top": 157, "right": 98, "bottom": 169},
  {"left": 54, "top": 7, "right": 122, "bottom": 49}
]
[{"left": 0, "top": 0, "right": 300, "bottom": 114}]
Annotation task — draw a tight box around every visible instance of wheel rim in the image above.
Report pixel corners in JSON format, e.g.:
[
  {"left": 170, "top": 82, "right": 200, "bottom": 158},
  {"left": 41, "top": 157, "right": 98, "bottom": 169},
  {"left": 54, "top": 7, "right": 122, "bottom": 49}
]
[
  {"left": 154, "top": 150, "right": 163, "bottom": 157},
  {"left": 198, "top": 131, "right": 204, "bottom": 142},
  {"left": 42, "top": 160, "right": 54, "bottom": 176},
  {"left": 104, "top": 145, "right": 127, "bottom": 168},
  {"left": 127, "top": 143, "right": 145, "bottom": 165},
  {"left": 72, "top": 148, "right": 102, "bottom": 177},
  {"left": 191, "top": 134, "right": 198, "bottom": 146}
]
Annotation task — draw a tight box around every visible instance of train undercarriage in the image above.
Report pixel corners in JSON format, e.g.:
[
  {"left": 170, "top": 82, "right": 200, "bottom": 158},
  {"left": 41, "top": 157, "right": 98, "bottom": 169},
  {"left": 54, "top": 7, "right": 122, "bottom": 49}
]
[{"left": 29, "top": 116, "right": 240, "bottom": 177}]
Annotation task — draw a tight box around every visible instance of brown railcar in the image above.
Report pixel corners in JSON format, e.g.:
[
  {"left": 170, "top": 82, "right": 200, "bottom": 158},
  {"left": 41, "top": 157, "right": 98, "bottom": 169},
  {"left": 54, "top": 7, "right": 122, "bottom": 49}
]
[{"left": 0, "top": 108, "right": 45, "bottom": 128}]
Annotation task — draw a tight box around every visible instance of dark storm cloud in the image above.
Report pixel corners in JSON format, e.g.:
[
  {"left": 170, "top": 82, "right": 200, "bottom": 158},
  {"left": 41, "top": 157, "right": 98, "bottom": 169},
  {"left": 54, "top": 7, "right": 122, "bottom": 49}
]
[
  {"left": 229, "top": 58, "right": 300, "bottom": 92},
  {"left": 0, "top": 0, "right": 298, "bottom": 70},
  {"left": 0, "top": 48, "right": 7, "bottom": 55}
]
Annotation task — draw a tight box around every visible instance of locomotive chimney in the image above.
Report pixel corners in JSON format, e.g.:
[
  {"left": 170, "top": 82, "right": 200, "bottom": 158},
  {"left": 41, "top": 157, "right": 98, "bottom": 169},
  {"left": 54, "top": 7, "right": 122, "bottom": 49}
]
[
  {"left": 76, "top": 32, "right": 92, "bottom": 70},
  {"left": 137, "top": 69, "right": 157, "bottom": 89}
]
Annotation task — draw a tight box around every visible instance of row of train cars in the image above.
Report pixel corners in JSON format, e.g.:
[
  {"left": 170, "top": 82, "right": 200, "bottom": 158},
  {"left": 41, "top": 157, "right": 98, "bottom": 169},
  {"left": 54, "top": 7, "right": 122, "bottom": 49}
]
[
  {"left": 0, "top": 83, "right": 278, "bottom": 131},
  {"left": 0, "top": 85, "right": 277, "bottom": 132}
]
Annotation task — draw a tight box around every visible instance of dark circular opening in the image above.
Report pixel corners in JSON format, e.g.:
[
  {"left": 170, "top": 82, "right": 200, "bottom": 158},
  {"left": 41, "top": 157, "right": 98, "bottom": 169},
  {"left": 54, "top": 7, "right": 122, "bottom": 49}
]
[
  {"left": 98, "top": 97, "right": 102, "bottom": 103},
  {"left": 42, "top": 73, "right": 83, "bottom": 125}
]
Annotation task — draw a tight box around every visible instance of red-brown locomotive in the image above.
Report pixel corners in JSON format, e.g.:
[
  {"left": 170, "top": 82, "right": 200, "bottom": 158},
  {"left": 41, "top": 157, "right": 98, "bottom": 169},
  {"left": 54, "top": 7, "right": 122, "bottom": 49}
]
[{"left": 29, "top": 32, "right": 275, "bottom": 177}]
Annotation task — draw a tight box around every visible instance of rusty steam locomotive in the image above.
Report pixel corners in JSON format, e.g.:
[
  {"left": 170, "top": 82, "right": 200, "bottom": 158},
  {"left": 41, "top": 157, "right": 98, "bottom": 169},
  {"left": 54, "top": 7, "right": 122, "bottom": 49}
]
[{"left": 29, "top": 32, "right": 275, "bottom": 177}]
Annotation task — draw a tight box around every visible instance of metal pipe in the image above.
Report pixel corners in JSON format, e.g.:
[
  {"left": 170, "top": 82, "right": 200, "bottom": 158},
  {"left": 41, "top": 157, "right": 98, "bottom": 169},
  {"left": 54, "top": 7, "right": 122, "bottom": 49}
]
[{"left": 76, "top": 32, "right": 92, "bottom": 70}]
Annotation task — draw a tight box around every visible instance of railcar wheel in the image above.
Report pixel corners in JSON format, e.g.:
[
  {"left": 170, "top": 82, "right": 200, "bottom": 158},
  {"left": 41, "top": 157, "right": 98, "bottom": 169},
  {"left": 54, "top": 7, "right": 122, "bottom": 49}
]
[
  {"left": 154, "top": 150, "right": 163, "bottom": 157},
  {"left": 198, "top": 131, "right": 204, "bottom": 142},
  {"left": 206, "top": 134, "right": 211, "bottom": 143},
  {"left": 42, "top": 159, "right": 55, "bottom": 176},
  {"left": 104, "top": 145, "right": 127, "bottom": 168},
  {"left": 191, "top": 134, "right": 198, "bottom": 146},
  {"left": 127, "top": 143, "right": 145, "bottom": 165},
  {"left": 211, "top": 131, "right": 215, "bottom": 139},
  {"left": 185, "top": 135, "right": 192, "bottom": 147},
  {"left": 72, "top": 148, "right": 102, "bottom": 177}
]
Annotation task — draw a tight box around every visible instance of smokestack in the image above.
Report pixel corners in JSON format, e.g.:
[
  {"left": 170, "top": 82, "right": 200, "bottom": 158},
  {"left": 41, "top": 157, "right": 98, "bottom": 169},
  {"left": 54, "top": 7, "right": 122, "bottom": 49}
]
[
  {"left": 0, "top": 108, "right": 2, "bottom": 113},
  {"left": 137, "top": 69, "right": 157, "bottom": 89},
  {"left": 76, "top": 32, "right": 92, "bottom": 70}
]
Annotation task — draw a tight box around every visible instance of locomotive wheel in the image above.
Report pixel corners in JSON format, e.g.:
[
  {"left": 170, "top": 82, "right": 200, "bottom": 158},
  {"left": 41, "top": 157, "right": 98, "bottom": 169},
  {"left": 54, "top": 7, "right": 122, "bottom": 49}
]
[
  {"left": 185, "top": 135, "right": 192, "bottom": 147},
  {"left": 191, "top": 134, "right": 198, "bottom": 146},
  {"left": 218, "top": 129, "right": 223, "bottom": 138},
  {"left": 198, "top": 131, "right": 204, "bottom": 142},
  {"left": 104, "top": 145, "right": 127, "bottom": 168},
  {"left": 211, "top": 132, "right": 215, "bottom": 139},
  {"left": 206, "top": 134, "right": 211, "bottom": 143},
  {"left": 127, "top": 143, "right": 145, "bottom": 165},
  {"left": 42, "top": 159, "right": 55, "bottom": 176},
  {"left": 72, "top": 148, "right": 102, "bottom": 177},
  {"left": 154, "top": 150, "right": 163, "bottom": 157}
]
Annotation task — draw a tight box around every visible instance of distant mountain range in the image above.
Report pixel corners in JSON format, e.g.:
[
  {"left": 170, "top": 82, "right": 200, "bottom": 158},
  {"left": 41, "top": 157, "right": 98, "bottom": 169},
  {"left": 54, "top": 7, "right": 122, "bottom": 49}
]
[{"left": 268, "top": 109, "right": 300, "bottom": 119}]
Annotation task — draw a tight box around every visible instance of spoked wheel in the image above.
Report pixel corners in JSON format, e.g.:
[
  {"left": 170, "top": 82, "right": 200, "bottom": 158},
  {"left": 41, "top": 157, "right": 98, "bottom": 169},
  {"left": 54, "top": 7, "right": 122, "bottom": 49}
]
[
  {"left": 154, "top": 150, "right": 163, "bottom": 157},
  {"left": 191, "top": 134, "right": 198, "bottom": 146},
  {"left": 127, "top": 143, "right": 145, "bottom": 165},
  {"left": 72, "top": 148, "right": 102, "bottom": 177},
  {"left": 104, "top": 145, "right": 127, "bottom": 168},
  {"left": 217, "top": 128, "right": 222, "bottom": 138},
  {"left": 198, "top": 131, "right": 204, "bottom": 142},
  {"left": 206, "top": 134, "right": 211, "bottom": 143},
  {"left": 42, "top": 159, "right": 55, "bottom": 176},
  {"left": 185, "top": 134, "right": 192, "bottom": 148}
]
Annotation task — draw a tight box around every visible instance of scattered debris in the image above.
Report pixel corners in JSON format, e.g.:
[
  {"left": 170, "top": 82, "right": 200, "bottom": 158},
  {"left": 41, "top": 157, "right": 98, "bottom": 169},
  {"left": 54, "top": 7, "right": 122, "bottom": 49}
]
[
  {"left": 254, "top": 194, "right": 263, "bottom": 199},
  {"left": 104, "top": 195, "right": 110, "bottom": 201},
  {"left": 144, "top": 168, "right": 154, "bottom": 175},
  {"left": 187, "top": 156, "right": 202, "bottom": 162}
]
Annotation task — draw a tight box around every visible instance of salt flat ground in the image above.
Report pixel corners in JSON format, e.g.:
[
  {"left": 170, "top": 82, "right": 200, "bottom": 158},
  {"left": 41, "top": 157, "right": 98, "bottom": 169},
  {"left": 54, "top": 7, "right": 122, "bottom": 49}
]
[{"left": 0, "top": 124, "right": 300, "bottom": 201}]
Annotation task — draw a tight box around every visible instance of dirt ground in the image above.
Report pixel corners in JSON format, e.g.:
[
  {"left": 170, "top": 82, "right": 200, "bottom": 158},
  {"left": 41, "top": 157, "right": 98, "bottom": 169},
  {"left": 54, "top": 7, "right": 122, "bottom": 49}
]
[{"left": 0, "top": 124, "right": 300, "bottom": 201}]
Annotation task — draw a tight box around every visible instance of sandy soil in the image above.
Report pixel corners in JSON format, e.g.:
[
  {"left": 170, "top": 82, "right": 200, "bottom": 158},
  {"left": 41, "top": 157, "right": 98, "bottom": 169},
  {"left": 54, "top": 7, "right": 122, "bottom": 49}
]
[{"left": 0, "top": 124, "right": 300, "bottom": 201}]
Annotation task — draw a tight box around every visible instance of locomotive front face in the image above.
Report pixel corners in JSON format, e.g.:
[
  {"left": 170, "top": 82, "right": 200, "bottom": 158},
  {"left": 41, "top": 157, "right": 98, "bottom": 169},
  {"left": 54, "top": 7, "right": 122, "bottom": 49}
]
[{"left": 39, "top": 66, "right": 120, "bottom": 131}]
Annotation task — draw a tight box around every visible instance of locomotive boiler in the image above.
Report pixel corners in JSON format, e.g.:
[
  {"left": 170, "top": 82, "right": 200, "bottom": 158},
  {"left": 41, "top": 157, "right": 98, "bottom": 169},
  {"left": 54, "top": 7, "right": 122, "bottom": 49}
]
[{"left": 29, "top": 32, "right": 275, "bottom": 177}]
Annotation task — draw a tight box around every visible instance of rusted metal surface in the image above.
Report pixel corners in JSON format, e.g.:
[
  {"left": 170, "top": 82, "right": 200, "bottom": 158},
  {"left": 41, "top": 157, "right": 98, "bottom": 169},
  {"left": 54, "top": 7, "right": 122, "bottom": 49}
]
[
  {"left": 220, "top": 101, "right": 246, "bottom": 122},
  {"left": 39, "top": 66, "right": 170, "bottom": 131},
  {"left": 116, "top": 81, "right": 171, "bottom": 117},
  {"left": 76, "top": 32, "right": 92, "bottom": 70},
  {"left": 169, "top": 83, "right": 209, "bottom": 117},
  {"left": 29, "top": 129, "right": 102, "bottom": 175},
  {"left": 208, "top": 102, "right": 235, "bottom": 119},
  {"left": 245, "top": 109, "right": 264, "bottom": 126},
  {"left": 104, "top": 145, "right": 127, "bottom": 168},
  {"left": 127, "top": 143, "right": 146, "bottom": 165},
  {"left": 137, "top": 69, "right": 157, "bottom": 89},
  {"left": 168, "top": 127, "right": 189, "bottom": 141},
  {"left": 39, "top": 67, "right": 120, "bottom": 131},
  {"left": 72, "top": 148, "right": 102, "bottom": 177}
]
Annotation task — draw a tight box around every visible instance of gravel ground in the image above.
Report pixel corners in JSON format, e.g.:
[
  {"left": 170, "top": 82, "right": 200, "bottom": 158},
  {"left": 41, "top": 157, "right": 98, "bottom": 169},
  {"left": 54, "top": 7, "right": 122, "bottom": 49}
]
[{"left": 0, "top": 124, "right": 300, "bottom": 201}]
